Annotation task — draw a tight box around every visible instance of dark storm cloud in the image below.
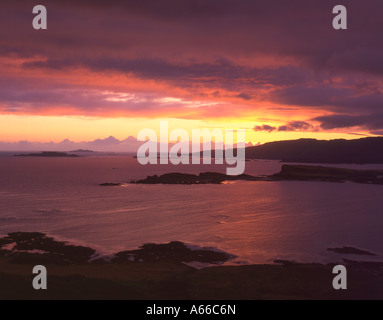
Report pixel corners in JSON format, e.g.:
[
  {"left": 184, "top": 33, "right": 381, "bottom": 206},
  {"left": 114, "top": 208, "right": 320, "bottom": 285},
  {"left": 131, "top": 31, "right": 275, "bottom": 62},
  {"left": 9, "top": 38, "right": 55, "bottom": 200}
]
[
  {"left": 236, "top": 93, "right": 252, "bottom": 100},
  {"left": 0, "top": 0, "right": 382, "bottom": 123},
  {"left": 254, "top": 121, "right": 314, "bottom": 132},
  {"left": 278, "top": 121, "right": 314, "bottom": 131},
  {"left": 313, "top": 114, "right": 383, "bottom": 130},
  {"left": 3, "top": 0, "right": 383, "bottom": 76},
  {"left": 23, "top": 58, "right": 313, "bottom": 89},
  {"left": 269, "top": 86, "right": 351, "bottom": 107},
  {"left": 254, "top": 124, "right": 277, "bottom": 132},
  {"left": 270, "top": 86, "right": 383, "bottom": 113}
]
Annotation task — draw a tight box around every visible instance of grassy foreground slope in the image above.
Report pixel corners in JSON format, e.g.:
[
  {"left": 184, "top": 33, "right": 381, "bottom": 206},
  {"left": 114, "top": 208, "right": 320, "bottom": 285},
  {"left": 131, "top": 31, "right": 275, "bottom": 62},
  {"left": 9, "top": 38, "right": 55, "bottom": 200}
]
[{"left": 0, "top": 233, "right": 382, "bottom": 300}]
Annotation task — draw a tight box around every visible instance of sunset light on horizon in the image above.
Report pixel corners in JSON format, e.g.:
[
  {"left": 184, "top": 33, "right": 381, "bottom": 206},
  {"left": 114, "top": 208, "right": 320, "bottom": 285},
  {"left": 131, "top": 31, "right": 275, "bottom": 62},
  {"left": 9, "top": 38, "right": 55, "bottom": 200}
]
[{"left": 1, "top": 0, "right": 383, "bottom": 149}]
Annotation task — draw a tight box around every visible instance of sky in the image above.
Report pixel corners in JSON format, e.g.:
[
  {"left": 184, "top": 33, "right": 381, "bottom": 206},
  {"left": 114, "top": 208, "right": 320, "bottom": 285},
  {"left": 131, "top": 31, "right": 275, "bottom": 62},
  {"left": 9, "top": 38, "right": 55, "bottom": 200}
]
[{"left": 1, "top": 0, "right": 383, "bottom": 150}]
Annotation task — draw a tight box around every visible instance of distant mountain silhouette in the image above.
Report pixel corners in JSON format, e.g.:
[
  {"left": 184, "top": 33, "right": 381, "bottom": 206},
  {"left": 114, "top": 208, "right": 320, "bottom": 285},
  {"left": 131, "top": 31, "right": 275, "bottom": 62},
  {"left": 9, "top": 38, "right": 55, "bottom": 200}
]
[{"left": 245, "top": 137, "right": 383, "bottom": 163}]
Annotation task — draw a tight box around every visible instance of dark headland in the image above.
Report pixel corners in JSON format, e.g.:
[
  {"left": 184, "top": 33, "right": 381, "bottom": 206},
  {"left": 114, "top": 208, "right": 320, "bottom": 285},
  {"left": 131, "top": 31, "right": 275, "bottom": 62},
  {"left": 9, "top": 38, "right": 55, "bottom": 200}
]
[
  {"left": 269, "top": 165, "right": 383, "bottom": 184},
  {"left": 0, "top": 232, "right": 382, "bottom": 299},
  {"left": 245, "top": 137, "right": 383, "bottom": 163}
]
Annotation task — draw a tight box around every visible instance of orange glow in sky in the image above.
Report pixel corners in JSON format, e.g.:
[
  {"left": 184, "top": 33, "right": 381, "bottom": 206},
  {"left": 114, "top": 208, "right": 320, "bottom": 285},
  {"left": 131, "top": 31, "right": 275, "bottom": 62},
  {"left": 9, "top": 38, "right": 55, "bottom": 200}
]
[{"left": 0, "top": 1, "right": 382, "bottom": 150}]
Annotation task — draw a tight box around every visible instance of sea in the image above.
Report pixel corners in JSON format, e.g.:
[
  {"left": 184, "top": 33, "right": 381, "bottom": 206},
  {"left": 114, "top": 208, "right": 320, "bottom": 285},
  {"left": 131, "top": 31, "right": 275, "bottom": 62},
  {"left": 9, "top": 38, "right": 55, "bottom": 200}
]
[{"left": 1, "top": 152, "right": 383, "bottom": 265}]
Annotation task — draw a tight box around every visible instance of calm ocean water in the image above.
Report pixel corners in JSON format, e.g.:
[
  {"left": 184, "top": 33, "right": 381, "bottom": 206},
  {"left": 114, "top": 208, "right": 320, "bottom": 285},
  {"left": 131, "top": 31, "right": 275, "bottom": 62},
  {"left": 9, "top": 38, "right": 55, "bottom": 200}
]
[{"left": 0, "top": 154, "right": 383, "bottom": 264}]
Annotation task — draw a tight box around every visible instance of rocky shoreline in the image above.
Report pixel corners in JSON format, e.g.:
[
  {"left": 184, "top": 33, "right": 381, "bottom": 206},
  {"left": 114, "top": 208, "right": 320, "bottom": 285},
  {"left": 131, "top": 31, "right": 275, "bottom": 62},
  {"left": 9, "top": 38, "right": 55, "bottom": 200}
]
[
  {"left": 0, "top": 232, "right": 382, "bottom": 299},
  {"left": 0, "top": 232, "right": 235, "bottom": 265}
]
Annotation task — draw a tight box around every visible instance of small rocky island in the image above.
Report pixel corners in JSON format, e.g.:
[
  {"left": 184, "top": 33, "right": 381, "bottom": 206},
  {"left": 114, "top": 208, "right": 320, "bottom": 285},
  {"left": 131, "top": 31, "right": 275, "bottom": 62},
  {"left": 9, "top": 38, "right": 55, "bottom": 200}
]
[
  {"left": 130, "top": 172, "right": 261, "bottom": 184},
  {"left": 15, "top": 151, "right": 79, "bottom": 157},
  {"left": 70, "top": 149, "right": 94, "bottom": 153},
  {"left": 129, "top": 165, "right": 383, "bottom": 185}
]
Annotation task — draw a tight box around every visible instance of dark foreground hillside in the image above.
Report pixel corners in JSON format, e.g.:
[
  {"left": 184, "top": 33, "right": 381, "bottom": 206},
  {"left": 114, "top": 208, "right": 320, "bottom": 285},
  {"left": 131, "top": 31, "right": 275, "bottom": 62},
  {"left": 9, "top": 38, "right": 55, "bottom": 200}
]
[{"left": 0, "top": 232, "right": 382, "bottom": 300}]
